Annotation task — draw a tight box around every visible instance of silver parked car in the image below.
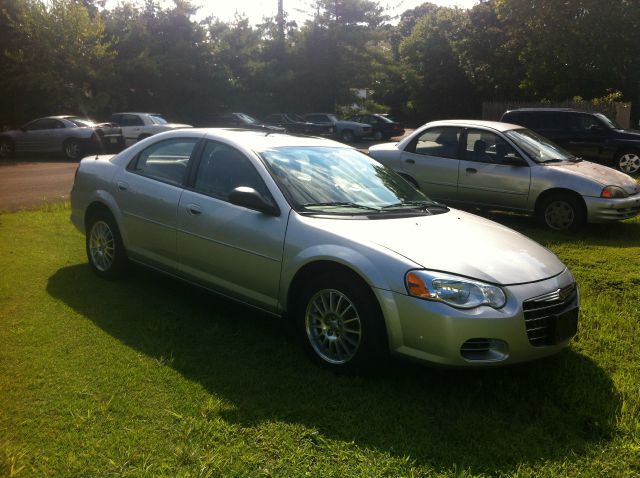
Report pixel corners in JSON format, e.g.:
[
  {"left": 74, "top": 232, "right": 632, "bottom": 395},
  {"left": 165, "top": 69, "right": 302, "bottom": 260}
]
[
  {"left": 71, "top": 129, "right": 579, "bottom": 372},
  {"left": 369, "top": 120, "right": 640, "bottom": 230},
  {"left": 0, "top": 116, "right": 124, "bottom": 160}
]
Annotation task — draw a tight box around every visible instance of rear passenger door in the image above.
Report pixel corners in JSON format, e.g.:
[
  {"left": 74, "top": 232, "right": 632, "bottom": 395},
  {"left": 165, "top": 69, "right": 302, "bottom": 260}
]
[
  {"left": 399, "top": 126, "right": 462, "bottom": 201},
  {"left": 457, "top": 129, "right": 531, "bottom": 210},
  {"left": 114, "top": 137, "right": 200, "bottom": 272}
]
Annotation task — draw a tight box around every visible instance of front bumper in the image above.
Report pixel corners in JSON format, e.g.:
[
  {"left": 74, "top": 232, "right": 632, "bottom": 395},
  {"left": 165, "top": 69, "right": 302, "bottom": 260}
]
[
  {"left": 374, "top": 268, "right": 578, "bottom": 367},
  {"left": 584, "top": 194, "right": 640, "bottom": 223}
]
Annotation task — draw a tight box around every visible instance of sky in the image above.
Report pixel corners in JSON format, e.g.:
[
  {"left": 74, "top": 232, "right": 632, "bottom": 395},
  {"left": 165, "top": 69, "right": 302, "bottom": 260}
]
[
  {"left": 116, "top": 0, "right": 480, "bottom": 25},
  {"left": 195, "top": 0, "right": 479, "bottom": 24}
]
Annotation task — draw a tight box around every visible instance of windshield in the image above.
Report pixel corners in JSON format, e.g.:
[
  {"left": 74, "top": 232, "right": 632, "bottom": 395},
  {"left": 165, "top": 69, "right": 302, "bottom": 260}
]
[
  {"left": 260, "top": 146, "right": 441, "bottom": 214},
  {"left": 505, "top": 128, "right": 575, "bottom": 163},
  {"left": 236, "top": 113, "right": 259, "bottom": 124},
  {"left": 594, "top": 113, "right": 620, "bottom": 129},
  {"left": 68, "top": 117, "right": 96, "bottom": 127},
  {"left": 149, "top": 115, "right": 168, "bottom": 124}
]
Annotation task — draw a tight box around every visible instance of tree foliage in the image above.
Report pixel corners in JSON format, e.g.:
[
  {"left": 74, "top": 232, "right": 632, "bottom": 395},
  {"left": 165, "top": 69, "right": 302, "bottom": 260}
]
[{"left": 1, "top": 0, "right": 640, "bottom": 127}]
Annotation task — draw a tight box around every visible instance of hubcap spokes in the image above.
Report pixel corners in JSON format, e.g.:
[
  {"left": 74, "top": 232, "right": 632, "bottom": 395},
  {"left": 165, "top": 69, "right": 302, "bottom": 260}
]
[
  {"left": 619, "top": 154, "right": 640, "bottom": 174},
  {"left": 545, "top": 201, "right": 574, "bottom": 230},
  {"left": 89, "top": 221, "right": 115, "bottom": 271},
  {"left": 305, "top": 289, "right": 362, "bottom": 364}
]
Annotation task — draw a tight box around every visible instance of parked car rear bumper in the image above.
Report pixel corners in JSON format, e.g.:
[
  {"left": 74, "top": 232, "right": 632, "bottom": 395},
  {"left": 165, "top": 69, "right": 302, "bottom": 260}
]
[{"left": 583, "top": 194, "right": 640, "bottom": 222}]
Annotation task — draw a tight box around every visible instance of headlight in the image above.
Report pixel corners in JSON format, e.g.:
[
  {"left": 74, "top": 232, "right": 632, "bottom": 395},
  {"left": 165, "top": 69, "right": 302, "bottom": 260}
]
[
  {"left": 601, "top": 186, "right": 628, "bottom": 198},
  {"left": 405, "top": 270, "right": 506, "bottom": 309}
]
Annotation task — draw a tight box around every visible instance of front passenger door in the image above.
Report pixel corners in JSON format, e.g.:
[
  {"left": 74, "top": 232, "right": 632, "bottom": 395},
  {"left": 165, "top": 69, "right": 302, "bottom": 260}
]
[{"left": 177, "top": 140, "right": 288, "bottom": 312}]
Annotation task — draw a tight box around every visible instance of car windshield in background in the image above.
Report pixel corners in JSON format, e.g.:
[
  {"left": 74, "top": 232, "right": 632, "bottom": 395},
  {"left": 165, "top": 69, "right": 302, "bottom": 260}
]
[
  {"left": 149, "top": 115, "right": 168, "bottom": 124},
  {"left": 237, "top": 113, "right": 259, "bottom": 124},
  {"left": 68, "top": 118, "right": 96, "bottom": 127},
  {"left": 260, "top": 146, "right": 440, "bottom": 214},
  {"left": 594, "top": 113, "right": 620, "bottom": 129},
  {"left": 505, "top": 128, "right": 575, "bottom": 163}
]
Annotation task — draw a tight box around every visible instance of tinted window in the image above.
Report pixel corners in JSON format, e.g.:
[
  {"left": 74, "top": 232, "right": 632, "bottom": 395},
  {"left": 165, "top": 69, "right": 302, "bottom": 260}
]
[
  {"left": 568, "top": 113, "right": 603, "bottom": 132},
  {"left": 306, "top": 115, "right": 330, "bottom": 123},
  {"left": 131, "top": 138, "right": 197, "bottom": 186},
  {"left": 410, "top": 127, "right": 462, "bottom": 159},
  {"left": 465, "top": 129, "right": 522, "bottom": 164},
  {"left": 194, "top": 141, "right": 269, "bottom": 201},
  {"left": 120, "top": 114, "right": 144, "bottom": 127},
  {"left": 25, "top": 118, "right": 64, "bottom": 131}
]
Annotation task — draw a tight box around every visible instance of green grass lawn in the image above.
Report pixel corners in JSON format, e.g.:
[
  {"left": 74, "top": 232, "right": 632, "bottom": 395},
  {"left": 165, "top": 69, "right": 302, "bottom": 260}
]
[{"left": 1, "top": 204, "right": 639, "bottom": 477}]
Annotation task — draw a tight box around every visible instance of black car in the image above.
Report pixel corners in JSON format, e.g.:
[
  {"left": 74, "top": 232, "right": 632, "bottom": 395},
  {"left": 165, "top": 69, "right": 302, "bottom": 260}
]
[
  {"left": 263, "top": 113, "right": 333, "bottom": 135},
  {"left": 206, "top": 113, "right": 285, "bottom": 133},
  {"left": 346, "top": 113, "right": 405, "bottom": 141},
  {"left": 501, "top": 108, "right": 640, "bottom": 174}
]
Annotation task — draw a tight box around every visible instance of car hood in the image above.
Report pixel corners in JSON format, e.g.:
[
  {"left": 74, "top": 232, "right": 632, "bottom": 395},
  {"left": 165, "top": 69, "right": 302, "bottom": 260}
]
[
  {"left": 549, "top": 160, "right": 640, "bottom": 194},
  {"left": 314, "top": 209, "right": 566, "bottom": 285},
  {"left": 612, "top": 128, "right": 640, "bottom": 140}
]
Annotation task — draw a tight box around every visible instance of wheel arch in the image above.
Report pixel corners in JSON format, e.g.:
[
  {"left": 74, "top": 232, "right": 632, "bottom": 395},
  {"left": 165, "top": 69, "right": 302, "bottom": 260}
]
[
  {"left": 534, "top": 187, "right": 586, "bottom": 217},
  {"left": 397, "top": 172, "right": 420, "bottom": 189},
  {"left": 83, "top": 195, "right": 129, "bottom": 247},
  {"left": 285, "top": 259, "right": 391, "bottom": 348}
]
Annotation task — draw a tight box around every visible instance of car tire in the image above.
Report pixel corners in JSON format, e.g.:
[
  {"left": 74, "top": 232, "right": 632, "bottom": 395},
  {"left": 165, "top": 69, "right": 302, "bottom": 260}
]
[
  {"left": 615, "top": 150, "right": 640, "bottom": 175},
  {"left": 0, "top": 138, "right": 14, "bottom": 159},
  {"left": 86, "top": 210, "right": 128, "bottom": 279},
  {"left": 372, "top": 130, "right": 384, "bottom": 141},
  {"left": 64, "top": 138, "right": 83, "bottom": 160},
  {"left": 340, "top": 130, "right": 355, "bottom": 142},
  {"left": 294, "top": 272, "right": 387, "bottom": 374},
  {"left": 537, "top": 193, "right": 585, "bottom": 231}
]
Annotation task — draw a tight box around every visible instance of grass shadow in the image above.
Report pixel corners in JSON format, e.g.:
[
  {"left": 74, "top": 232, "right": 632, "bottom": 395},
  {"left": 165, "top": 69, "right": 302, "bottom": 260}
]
[{"left": 47, "top": 264, "right": 620, "bottom": 475}]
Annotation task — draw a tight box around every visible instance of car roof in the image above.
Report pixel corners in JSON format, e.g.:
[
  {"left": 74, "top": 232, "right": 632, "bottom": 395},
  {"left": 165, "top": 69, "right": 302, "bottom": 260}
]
[
  {"left": 424, "top": 119, "right": 523, "bottom": 132},
  {"left": 504, "top": 108, "right": 587, "bottom": 114},
  {"left": 112, "top": 112, "right": 162, "bottom": 116}
]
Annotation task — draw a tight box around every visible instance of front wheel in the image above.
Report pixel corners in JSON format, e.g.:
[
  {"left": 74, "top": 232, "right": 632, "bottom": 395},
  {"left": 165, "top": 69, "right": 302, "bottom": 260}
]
[
  {"left": 616, "top": 150, "right": 640, "bottom": 175},
  {"left": 295, "top": 273, "right": 387, "bottom": 373},
  {"left": 372, "top": 130, "right": 384, "bottom": 141},
  {"left": 86, "top": 211, "right": 128, "bottom": 279},
  {"left": 537, "top": 194, "right": 585, "bottom": 231}
]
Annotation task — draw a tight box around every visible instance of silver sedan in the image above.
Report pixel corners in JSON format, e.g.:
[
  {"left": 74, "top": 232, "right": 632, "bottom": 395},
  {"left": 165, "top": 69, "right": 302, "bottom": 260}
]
[
  {"left": 70, "top": 129, "right": 579, "bottom": 372},
  {"left": 0, "top": 116, "right": 123, "bottom": 160},
  {"left": 369, "top": 120, "right": 640, "bottom": 231}
]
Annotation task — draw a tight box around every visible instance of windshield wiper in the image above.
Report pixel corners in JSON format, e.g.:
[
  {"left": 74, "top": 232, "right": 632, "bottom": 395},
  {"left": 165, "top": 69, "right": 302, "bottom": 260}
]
[
  {"left": 569, "top": 156, "right": 583, "bottom": 162},
  {"left": 381, "top": 200, "right": 449, "bottom": 214},
  {"left": 302, "top": 201, "right": 380, "bottom": 212}
]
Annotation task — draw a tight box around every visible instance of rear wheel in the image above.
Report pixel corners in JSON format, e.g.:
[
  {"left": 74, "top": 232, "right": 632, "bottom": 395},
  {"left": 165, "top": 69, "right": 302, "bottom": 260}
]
[
  {"left": 340, "top": 129, "right": 355, "bottom": 142},
  {"left": 0, "top": 138, "right": 14, "bottom": 159},
  {"left": 64, "top": 138, "right": 83, "bottom": 160},
  {"left": 86, "top": 210, "right": 128, "bottom": 279},
  {"left": 537, "top": 193, "right": 585, "bottom": 231},
  {"left": 294, "top": 272, "right": 387, "bottom": 374},
  {"left": 616, "top": 150, "right": 640, "bottom": 175},
  {"left": 372, "top": 130, "right": 384, "bottom": 141}
]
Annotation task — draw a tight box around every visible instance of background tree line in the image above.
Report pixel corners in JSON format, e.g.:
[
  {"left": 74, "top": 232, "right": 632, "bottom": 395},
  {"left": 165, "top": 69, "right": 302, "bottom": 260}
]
[{"left": 1, "top": 0, "right": 639, "bottom": 128}]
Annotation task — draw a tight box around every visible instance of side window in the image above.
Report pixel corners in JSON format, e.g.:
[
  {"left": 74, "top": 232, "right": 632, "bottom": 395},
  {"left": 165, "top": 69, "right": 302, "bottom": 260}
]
[
  {"left": 410, "top": 127, "right": 462, "bottom": 159},
  {"left": 569, "top": 114, "right": 602, "bottom": 132},
  {"left": 465, "top": 129, "right": 522, "bottom": 164},
  {"left": 194, "top": 141, "right": 270, "bottom": 201},
  {"left": 120, "top": 114, "right": 144, "bottom": 127},
  {"left": 25, "top": 119, "right": 62, "bottom": 131},
  {"left": 130, "top": 138, "right": 197, "bottom": 186}
]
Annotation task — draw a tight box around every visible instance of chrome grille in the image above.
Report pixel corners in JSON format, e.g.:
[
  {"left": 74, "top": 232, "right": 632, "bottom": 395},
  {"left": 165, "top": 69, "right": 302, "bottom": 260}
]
[{"left": 523, "top": 283, "right": 578, "bottom": 346}]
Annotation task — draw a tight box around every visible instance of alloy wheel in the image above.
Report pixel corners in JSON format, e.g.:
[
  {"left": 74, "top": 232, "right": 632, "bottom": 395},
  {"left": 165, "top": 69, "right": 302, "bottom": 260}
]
[
  {"left": 618, "top": 152, "right": 640, "bottom": 174},
  {"left": 89, "top": 220, "right": 116, "bottom": 272},
  {"left": 305, "top": 288, "right": 362, "bottom": 364},
  {"left": 544, "top": 200, "right": 575, "bottom": 230}
]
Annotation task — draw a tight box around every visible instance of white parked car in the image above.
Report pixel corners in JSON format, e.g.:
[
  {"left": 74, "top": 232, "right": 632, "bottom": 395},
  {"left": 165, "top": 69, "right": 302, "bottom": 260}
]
[
  {"left": 70, "top": 129, "right": 579, "bottom": 372},
  {"left": 109, "top": 112, "right": 192, "bottom": 146}
]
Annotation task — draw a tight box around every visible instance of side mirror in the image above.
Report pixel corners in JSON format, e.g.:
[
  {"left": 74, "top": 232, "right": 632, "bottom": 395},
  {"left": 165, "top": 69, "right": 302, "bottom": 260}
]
[
  {"left": 228, "top": 186, "right": 280, "bottom": 216},
  {"left": 588, "top": 124, "right": 602, "bottom": 133}
]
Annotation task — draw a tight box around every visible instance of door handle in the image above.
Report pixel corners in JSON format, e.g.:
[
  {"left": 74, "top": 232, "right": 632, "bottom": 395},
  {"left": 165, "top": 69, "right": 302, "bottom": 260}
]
[
  {"left": 405, "top": 158, "right": 415, "bottom": 164},
  {"left": 117, "top": 181, "right": 128, "bottom": 191},
  {"left": 187, "top": 203, "right": 202, "bottom": 215},
  {"left": 466, "top": 168, "right": 477, "bottom": 174}
]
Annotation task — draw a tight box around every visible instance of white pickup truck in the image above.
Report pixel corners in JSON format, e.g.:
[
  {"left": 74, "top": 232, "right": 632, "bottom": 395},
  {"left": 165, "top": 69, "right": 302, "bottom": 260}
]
[{"left": 110, "top": 112, "right": 192, "bottom": 146}]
